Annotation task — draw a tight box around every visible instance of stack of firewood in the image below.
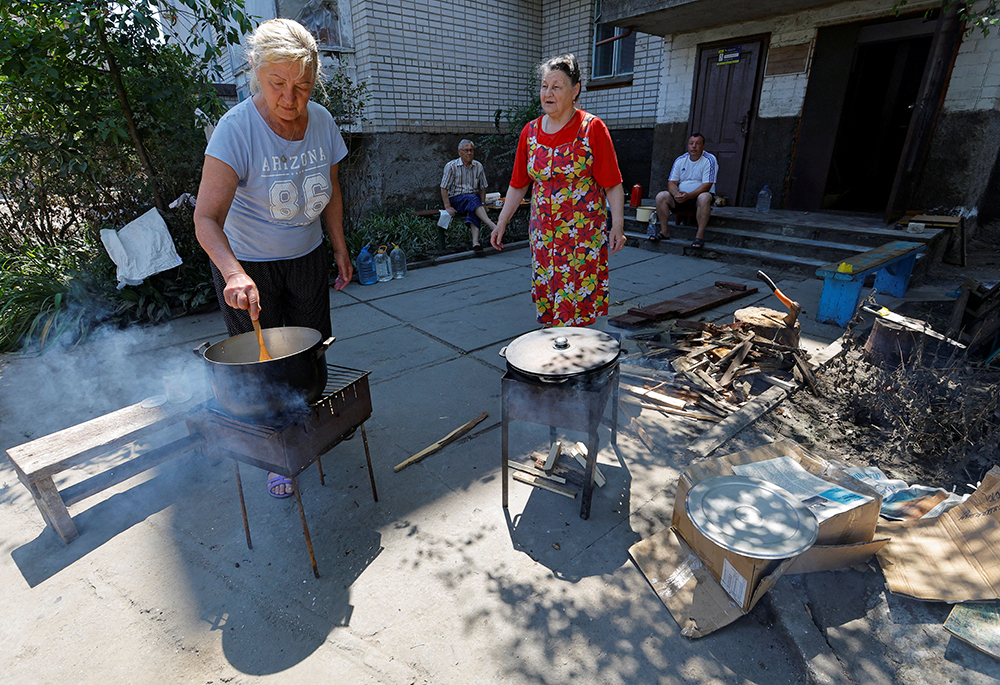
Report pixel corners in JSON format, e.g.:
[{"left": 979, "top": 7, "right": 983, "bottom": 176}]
[{"left": 619, "top": 319, "right": 817, "bottom": 426}]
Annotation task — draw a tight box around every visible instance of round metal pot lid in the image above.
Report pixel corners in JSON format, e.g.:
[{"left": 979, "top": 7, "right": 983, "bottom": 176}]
[
  {"left": 685, "top": 475, "right": 818, "bottom": 559},
  {"left": 503, "top": 327, "right": 620, "bottom": 380}
]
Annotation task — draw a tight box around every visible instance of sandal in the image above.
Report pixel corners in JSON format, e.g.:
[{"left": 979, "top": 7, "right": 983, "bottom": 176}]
[
  {"left": 648, "top": 232, "right": 669, "bottom": 243},
  {"left": 691, "top": 238, "right": 705, "bottom": 249},
  {"left": 267, "top": 474, "right": 293, "bottom": 499}
]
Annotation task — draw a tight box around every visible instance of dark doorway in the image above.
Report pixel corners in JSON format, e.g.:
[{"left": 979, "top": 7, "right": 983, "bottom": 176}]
[
  {"left": 822, "top": 35, "right": 933, "bottom": 212},
  {"left": 689, "top": 37, "right": 766, "bottom": 205}
]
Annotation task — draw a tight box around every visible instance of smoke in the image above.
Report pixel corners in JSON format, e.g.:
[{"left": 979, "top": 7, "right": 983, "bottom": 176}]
[{"left": 0, "top": 319, "right": 212, "bottom": 440}]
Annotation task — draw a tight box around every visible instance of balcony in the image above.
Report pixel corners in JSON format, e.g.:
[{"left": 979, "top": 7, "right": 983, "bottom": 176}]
[{"left": 600, "top": 0, "right": 844, "bottom": 35}]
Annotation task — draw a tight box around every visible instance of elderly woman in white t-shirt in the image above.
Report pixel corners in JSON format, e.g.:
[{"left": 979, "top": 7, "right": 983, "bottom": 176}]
[{"left": 194, "top": 18, "right": 352, "bottom": 498}]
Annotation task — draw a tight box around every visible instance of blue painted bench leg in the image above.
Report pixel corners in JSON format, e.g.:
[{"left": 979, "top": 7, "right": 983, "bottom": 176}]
[
  {"left": 817, "top": 277, "right": 864, "bottom": 327},
  {"left": 873, "top": 254, "right": 917, "bottom": 297}
]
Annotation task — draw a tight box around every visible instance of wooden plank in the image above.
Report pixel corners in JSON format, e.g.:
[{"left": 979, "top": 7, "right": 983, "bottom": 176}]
[
  {"left": 6, "top": 395, "right": 206, "bottom": 481},
  {"left": 609, "top": 312, "right": 654, "bottom": 329},
  {"left": 792, "top": 352, "right": 820, "bottom": 397},
  {"left": 816, "top": 241, "right": 924, "bottom": 279},
  {"left": 695, "top": 368, "right": 726, "bottom": 394},
  {"left": 394, "top": 411, "right": 489, "bottom": 472},
  {"left": 620, "top": 382, "right": 687, "bottom": 410},
  {"left": 543, "top": 441, "right": 561, "bottom": 473},
  {"left": 627, "top": 284, "right": 758, "bottom": 322},
  {"left": 760, "top": 374, "right": 799, "bottom": 392},
  {"left": 620, "top": 395, "right": 722, "bottom": 422},
  {"left": 508, "top": 461, "right": 567, "bottom": 484},
  {"left": 61, "top": 434, "right": 205, "bottom": 507},
  {"left": 717, "top": 340, "right": 753, "bottom": 387},
  {"left": 687, "top": 385, "right": 790, "bottom": 459},
  {"left": 565, "top": 444, "right": 606, "bottom": 487},
  {"left": 512, "top": 471, "right": 577, "bottom": 499}
]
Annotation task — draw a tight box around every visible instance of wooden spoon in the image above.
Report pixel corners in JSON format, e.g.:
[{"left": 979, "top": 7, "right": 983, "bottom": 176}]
[{"left": 252, "top": 319, "right": 273, "bottom": 361}]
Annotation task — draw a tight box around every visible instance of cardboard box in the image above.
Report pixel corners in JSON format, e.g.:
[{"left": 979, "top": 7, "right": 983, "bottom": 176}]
[
  {"left": 876, "top": 466, "right": 1000, "bottom": 603},
  {"left": 673, "top": 439, "right": 885, "bottom": 586},
  {"left": 672, "top": 483, "right": 793, "bottom": 612},
  {"left": 630, "top": 438, "right": 887, "bottom": 636}
]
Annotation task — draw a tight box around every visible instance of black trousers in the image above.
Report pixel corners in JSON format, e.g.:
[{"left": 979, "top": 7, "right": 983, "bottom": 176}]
[{"left": 210, "top": 244, "right": 332, "bottom": 339}]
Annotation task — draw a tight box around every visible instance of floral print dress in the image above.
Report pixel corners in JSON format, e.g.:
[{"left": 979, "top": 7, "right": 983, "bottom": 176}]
[{"left": 523, "top": 113, "right": 611, "bottom": 326}]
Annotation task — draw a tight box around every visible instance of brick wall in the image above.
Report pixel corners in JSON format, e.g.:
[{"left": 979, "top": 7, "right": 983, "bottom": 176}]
[
  {"left": 351, "top": 0, "right": 660, "bottom": 133},
  {"left": 352, "top": 0, "right": 543, "bottom": 133},
  {"left": 944, "top": 30, "right": 1000, "bottom": 112}
]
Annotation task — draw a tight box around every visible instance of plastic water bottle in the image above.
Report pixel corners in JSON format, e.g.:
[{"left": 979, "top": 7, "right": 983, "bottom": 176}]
[
  {"left": 390, "top": 244, "right": 407, "bottom": 279},
  {"left": 756, "top": 185, "right": 772, "bottom": 213},
  {"left": 646, "top": 212, "right": 658, "bottom": 239},
  {"left": 374, "top": 245, "right": 392, "bottom": 282},
  {"left": 357, "top": 245, "right": 377, "bottom": 285}
]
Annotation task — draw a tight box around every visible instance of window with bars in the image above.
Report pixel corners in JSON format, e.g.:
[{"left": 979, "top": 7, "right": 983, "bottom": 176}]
[{"left": 592, "top": 0, "right": 635, "bottom": 79}]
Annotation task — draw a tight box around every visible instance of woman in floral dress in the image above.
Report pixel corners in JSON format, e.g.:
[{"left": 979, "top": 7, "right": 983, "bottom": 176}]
[{"left": 491, "top": 54, "right": 626, "bottom": 327}]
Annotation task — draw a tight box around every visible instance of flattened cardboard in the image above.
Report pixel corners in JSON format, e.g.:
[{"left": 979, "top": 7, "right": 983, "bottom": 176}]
[
  {"left": 673, "top": 438, "right": 883, "bottom": 580},
  {"left": 629, "top": 526, "right": 794, "bottom": 638},
  {"left": 876, "top": 467, "right": 1000, "bottom": 602},
  {"left": 785, "top": 538, "right": 889, "bottom": 575}
]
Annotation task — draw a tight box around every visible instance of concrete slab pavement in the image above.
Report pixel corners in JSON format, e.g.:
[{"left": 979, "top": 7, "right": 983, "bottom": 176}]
[{"left": 2, "top": 244, "right": 987, "bottom": 685}]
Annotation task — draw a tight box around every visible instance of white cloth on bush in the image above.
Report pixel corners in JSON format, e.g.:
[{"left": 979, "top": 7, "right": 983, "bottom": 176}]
[{"left": 100, "top": 208, "right": 183, "bottom": 289}]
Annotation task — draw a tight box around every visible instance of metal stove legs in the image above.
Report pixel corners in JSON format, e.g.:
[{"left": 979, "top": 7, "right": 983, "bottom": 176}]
[
  {"left": 361, "top": 424, "right": 379, "bottom": 502},
  {"left": 232, "top": 462, "right": 320, "bottom": 578},
  {"left": 501, "top": 391, "right": 509, "bottom": 509},
  {"left": 234, "top": 462, "right": 252, "bottom": 549},
  {"left": 292, "top": 476, "right": 320, "bottom": 578}
]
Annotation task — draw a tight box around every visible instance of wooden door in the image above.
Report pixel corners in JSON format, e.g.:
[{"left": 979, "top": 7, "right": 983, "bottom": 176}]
[{"left": 690, "top": 38, "right": 765, "bottom": 204}]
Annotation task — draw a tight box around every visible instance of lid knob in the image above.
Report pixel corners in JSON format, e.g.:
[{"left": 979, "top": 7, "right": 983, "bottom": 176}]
[{"left": 553, "top": 337, "right": 569, "bottom": 350}]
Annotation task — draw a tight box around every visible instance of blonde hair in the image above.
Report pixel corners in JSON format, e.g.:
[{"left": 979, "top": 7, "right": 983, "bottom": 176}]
[{"left": 247, "top": 18, "right": 320, "bottom": 93}]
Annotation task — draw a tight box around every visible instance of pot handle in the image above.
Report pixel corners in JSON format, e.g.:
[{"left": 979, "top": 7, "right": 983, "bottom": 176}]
[
  {"left": 315, "top": 336, "right": 336, "bottom": 358},
  {"left": 498, "top": 346, "right": 507, "bottom": 358},
  {"left": 194, "top": 341, "right": 210, "bottom": 358}
]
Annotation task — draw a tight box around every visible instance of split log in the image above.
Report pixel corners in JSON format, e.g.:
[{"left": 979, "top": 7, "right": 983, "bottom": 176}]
[{"left": 734, "top": 306, "right": 801, "bottom": 348}]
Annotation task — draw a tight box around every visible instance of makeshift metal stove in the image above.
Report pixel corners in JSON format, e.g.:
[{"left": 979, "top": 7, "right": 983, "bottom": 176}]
[
  {"left": 500, "top": 328, "right": 620, "bottom": 519},
  {"left": 186, "top": 364, "right": 377, "bottom": 578}
]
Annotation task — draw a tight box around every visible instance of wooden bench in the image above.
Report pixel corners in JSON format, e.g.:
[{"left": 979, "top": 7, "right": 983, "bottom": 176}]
[
  {"left": 5, "top": 395, "right": 206, "bottom": 543},
  {"left": 815, "top": 240, "right": 926, "bottom": 327}
]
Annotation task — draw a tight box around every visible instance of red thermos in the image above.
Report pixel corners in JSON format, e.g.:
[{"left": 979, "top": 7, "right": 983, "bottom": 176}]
[{"left": 630, "top": 184, "right": 642, "bottom": 207}]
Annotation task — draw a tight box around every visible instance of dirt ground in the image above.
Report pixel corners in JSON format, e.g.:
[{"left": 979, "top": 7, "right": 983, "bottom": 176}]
[{"left": 759, "top": 231, "right": 1000, "bottom": 494}]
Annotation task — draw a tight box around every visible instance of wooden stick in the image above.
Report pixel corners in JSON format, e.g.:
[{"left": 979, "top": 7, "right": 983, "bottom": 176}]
[
  {"left": 509, "top": 461, "right": 567, "bottom": 484},
  {"left": 394, "top": 411, "right": 489, "bottom": 472},
  {"left": 565, "top": 443, "right": 606, "bottom": 487},
  {"left": 620, "top": 382, "right": 688, "bottom": 410},
  {"left": 629, "top": 417, "right": 654, "bottom": 452},
  {"left": 543, "top": 441, "right": 561, "bottom": 473},
  {"left": 620, "top": 395, "right": 723, "bottom": 422},
  {"left": 512, "top": 471, "right": 577, "bottom": 499}
]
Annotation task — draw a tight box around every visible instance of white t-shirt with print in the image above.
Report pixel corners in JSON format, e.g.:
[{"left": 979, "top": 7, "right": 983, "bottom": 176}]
[
  {"left": 205, "top": 98, "right": 349, "bottom": 262},
  {"left": 668, "top": 152, "right": 718, "bottom": 195}
]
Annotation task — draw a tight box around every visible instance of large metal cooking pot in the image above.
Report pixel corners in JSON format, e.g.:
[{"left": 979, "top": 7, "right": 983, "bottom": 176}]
[
  {"left": 195, "top": 326, "right": 334, "bottom": 421},
  {"left": 500, "top": 327, "right": 620, "bottom": 384}
]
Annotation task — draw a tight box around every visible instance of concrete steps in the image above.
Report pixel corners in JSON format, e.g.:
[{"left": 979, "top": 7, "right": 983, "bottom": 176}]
[{"left": 623, "top": 206, "right": 947, "bottom": 279}]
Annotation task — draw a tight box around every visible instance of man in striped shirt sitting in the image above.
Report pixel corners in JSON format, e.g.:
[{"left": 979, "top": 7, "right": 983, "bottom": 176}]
[{"left": 441, "top": 139, "right": 498, "bottom": 253}]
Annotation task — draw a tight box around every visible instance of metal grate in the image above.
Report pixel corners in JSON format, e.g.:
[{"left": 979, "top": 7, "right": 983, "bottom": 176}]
[{"left": 318, "top": 364, "right": 371, "bottom": 401}]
